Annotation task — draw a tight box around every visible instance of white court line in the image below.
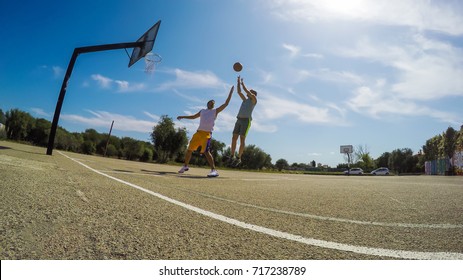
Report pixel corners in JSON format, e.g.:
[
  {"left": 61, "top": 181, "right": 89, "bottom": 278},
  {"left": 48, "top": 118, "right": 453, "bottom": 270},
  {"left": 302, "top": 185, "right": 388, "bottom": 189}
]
[
  {"left": 58, "top": 151, "right": 463, "bottom": 260},
  {"left": 162, "top": 186, "right": 463, "bottom": 229}
]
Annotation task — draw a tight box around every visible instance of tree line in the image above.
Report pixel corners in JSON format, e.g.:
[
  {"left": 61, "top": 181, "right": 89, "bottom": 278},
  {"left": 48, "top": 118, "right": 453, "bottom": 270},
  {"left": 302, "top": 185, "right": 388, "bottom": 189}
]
[
  {"left": 0, "top": 108, "right": 272, "bottom": 169},
  {"left": 1, "top": 108, "right": 461, "bottom": 173}
]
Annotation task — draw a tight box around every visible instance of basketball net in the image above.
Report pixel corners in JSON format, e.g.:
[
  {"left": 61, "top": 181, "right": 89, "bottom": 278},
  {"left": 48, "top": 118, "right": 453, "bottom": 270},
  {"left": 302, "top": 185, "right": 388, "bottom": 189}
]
[{"left": 144, "top": 52, "right": 162, "bottom": 74}]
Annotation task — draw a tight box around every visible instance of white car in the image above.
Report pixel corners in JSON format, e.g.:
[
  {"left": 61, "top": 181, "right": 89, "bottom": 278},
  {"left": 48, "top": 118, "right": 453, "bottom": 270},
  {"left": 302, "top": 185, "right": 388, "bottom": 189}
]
[
  {"left": 344, "top": 168, "right": 363, "bottom": 175},
  {"left": 371, "top": 167, "right": 390, "bottom": 175}
]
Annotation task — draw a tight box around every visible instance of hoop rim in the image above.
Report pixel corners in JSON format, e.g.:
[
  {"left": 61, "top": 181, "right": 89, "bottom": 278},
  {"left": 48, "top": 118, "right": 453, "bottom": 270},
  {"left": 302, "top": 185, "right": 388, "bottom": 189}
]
[{"left": 145, "top": 52, "right": 162, "bottom": 63}]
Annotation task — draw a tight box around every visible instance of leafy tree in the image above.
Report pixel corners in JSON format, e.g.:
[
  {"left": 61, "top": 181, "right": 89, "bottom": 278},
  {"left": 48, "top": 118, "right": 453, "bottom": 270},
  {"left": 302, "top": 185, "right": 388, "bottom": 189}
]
[
  {"left": 353, "top": 144, "right": 375, "bottom": 170},
  {"left": 82, "top": 128, "right": 102, "bottom": 145},
  {"left": 357, "top": 153, "right": 375, "bottom": 171},
  {"left": 442, "top": 126, "right": 457, "bottom": 159},
  {"left": 151, "top": 115, "right": 188, "bottom": 163},
  {"left": 121, "top": 137, "right": 144, "bottom": 160},
  {"left": 5, "top": 109, "right": 34, "bottom": 141},
  {"left": 27, "top": 118, "right": 51, "bottom": 146},
  {"left": 241, "top": 145, "right": 272, "bottom": 170},
  {"left": 209, "top": 138, "right": 226, "bottom": 164},
  {"left": 275, "top": 158, "right": 289, "bottom": 171},
  {"left": 422, "top": 135, "right": 441, "bottom": 161},
  {"left": 389, "top": 148, "right": 416, "bottom": 173},
  {"left": 375, "top": 152, "right": 390, "bottom": 168},
  {"left": 0, "top": 109, "right": 5, "bottom": 124},
  {"left": 140, "top": 146, "right": 154, "bottom": 162},
  {"left": 104, "top": 144, "right": 118, "bottom": 158},
  {"left": 81, "top": 140, "right": 96, "bottom": 154},
  {"left": 310, "top": 160, "right": 316, "bottom": 167},
  {"left": 55, "top": 128, "right": 81, "bottom": 151},
  {"left": 456, "top": 126, "right": 463, "bottom": 150}
]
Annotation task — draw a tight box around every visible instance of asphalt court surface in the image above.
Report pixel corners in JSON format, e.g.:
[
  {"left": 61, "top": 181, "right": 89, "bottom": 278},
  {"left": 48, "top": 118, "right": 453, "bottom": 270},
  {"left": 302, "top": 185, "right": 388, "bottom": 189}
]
[
  {"left": 58, "top": 150, "right": 463, "bottom": 259},
  {"left": 1, "top": 141, "right": 462, "bottom": 259}
]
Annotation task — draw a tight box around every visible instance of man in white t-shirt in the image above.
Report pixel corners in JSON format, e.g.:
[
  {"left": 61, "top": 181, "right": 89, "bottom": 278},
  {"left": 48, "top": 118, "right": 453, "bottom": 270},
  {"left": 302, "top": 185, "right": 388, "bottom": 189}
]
[{"left": 177, "top": 85, "right": 234, "bottom": 177}]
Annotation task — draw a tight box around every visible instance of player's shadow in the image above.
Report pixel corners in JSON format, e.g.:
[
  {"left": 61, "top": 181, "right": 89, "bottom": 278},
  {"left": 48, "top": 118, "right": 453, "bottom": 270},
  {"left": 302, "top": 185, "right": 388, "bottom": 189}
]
[
  {"left": 141, "top": 169, "right": 178, "bottom": 176},
  {"left": 1, "top": 145, "right": 46, "bottom": 155},
  {"left": 113, "top": 169, "right": 134, "bottom": 173},
  {"left": 140, "top": 169, "right": 224, "bottom": 179},
  {"left": 178, "top": 175, "right": 224, "bottom": 179}
]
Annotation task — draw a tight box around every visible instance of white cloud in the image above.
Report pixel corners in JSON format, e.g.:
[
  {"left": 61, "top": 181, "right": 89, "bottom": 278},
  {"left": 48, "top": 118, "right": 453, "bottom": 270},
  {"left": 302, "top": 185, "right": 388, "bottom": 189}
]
[
  {"left": 283, "top": 43, "right": 323, "bottom": 59},
  {"left": 157, "top": 68, "right": 225, "bottom": 91},
  {"left": 302, "top": 53, "right": 324, "bottom": 59},
  {"left": 114, "top": 80, "right": 146, "bottom": 92},
  {"left": 52, "top": 66, "right": 64, "bottom": 78},
  {"left": 339, "top": 35, "right": 463, "bottom": 100},
  {"left": 91, "top": 74, "right": 112, "bottom": 88},
  {"left": 30, "top": 108, "right": 50, "bottom": 117},
  {"left": 283, "top": 43, "right": 301, "bottom": 57},
  {"left": 90, "top": 74, "right": 146, "bottom": 92},
  {"left": 143, "top": 111, "right": 160, "bottom": 122},
  {"left": 61, "top": 110, "right": 156, "bottom": 133},
  {"left": 310, "top": 68, "right": 365, "bottom": 85},
  {"left": 268, "top": 0, "right": 463, "bottom": 35},
  {"left": 347, "top": 86, "right": 461, "bottom": 124},
  {"left": 258, "top": 93, "right": 347, "bottom": 125},
  {"left": 38, "top": 65, "right": 64, "bottom": 78}
]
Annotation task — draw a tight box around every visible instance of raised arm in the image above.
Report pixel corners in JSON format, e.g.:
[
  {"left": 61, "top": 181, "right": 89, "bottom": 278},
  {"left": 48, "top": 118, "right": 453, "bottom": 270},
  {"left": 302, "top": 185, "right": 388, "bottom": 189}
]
[
  {"left": 240, "top": 78, "right": 257, "bottom": 104},
  {"left": 177, "top": 111, "right": 201, "bottom": 120},
  {"left": 236, "top": 76, "right": 246, "bottom": 101},
  {"left": 216, "top": 85, "right": 234, "bottom": 114}
]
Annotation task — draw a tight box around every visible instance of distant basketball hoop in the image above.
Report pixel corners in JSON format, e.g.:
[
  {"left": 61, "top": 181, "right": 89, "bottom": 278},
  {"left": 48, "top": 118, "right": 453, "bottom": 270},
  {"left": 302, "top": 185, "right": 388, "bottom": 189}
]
[
  {"left": 340, "top": 145, "right": 353, "bottom": 154},
  {"left": 340, "top": 145, "right": 353, "bottom": 173}
]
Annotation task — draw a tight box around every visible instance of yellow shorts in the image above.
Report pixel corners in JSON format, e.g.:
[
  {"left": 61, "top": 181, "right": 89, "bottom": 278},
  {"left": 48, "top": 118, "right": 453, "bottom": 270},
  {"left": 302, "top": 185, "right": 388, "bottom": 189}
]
[{"left": 187, "top": 130, "right": 212, "bottom": 153}]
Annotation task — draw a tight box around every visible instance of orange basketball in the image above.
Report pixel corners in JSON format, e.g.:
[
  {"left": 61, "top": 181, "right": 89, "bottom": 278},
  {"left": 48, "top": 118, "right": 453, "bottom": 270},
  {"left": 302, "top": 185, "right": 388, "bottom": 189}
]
[{"left": 233, "top": 62, "right": 243, "bottom": 72}]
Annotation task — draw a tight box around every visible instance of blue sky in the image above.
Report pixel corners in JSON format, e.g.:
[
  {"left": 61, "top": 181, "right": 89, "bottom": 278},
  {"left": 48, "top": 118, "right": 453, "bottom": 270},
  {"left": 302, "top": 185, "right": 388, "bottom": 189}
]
[{"left": 1, "top": 0, "right": 462, "bottom": 167}]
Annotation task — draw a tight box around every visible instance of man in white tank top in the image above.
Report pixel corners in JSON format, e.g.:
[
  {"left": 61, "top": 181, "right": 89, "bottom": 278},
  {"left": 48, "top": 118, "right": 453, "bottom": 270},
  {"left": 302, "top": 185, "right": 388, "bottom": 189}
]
[{"left": 177, "top": 85, "right": 234, "bottom": 177}]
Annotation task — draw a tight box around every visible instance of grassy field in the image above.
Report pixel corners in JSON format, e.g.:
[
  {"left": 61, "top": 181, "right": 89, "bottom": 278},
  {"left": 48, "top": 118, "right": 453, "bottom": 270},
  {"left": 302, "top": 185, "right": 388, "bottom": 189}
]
[{"left": 1, "top": 140, "right": 462, "bottom": 260}]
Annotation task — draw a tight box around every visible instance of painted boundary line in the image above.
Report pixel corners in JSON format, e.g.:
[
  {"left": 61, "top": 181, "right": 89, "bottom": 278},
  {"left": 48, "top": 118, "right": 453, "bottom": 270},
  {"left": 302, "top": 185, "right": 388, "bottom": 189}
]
[
  {"left": 161, "top": 186, "right": 463, "bottom": 229},
  {"left": 58, "top": 151, "right": 463, "bottom": 260}
]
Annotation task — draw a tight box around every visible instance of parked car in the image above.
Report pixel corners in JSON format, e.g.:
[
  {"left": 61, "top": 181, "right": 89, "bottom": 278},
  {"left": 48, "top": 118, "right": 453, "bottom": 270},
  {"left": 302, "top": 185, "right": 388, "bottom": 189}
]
[
  {"left": 344, "top": 168, "right": 364, "bottom": 175},
  {"left": 371, "top": 167, "right": 390, "bottom": 175}
]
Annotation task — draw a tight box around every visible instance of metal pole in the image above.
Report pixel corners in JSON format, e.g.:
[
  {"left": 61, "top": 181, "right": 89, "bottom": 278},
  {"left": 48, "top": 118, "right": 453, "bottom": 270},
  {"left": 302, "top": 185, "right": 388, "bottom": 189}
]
[
  {"left": 104, "top": 120, "right": 114, "bottom": 157},
  {"left": 46, "top": 49, "right": 79, "bottom": 155}
]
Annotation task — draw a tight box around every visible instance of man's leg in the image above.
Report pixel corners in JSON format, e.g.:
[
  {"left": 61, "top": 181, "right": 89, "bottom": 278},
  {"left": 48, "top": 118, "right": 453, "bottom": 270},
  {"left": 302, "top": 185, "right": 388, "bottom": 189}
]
[
  {"left": 238, "top": 135, "right": 246, "bottom": 159},
  {"left": 204, "top": 151, "right": 219, "bottom": 177},
  {"left": 179, "top": 150, "right": 193, "bottom": 173},
  {"left": 204, "top": 151, "right": 215, "bottom": 170},
  {"left": 184, "top": 150, "right": 193, "bottom": 165},
  {"left": 230, "top": 133, "right": 239, "bottom": 158},
  {"left": 236, "top": 119, "right": 250, "bottom": 165}
]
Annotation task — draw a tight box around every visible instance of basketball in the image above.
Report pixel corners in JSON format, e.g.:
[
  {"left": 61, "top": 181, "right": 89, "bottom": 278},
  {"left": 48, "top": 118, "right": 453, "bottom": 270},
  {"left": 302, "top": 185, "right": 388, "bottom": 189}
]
[{"left": 233, "top": 62, "right": 243, "bottom": 72}]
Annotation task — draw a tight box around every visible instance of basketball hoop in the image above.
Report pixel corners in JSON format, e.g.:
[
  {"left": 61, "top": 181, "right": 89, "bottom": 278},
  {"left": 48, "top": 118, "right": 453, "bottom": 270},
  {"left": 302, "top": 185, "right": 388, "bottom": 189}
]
[
  {"left": 340, "top": 145, "right": 353, "bottom": 170},
  {"left": 144, "top": 52, "right": 162, "bottom": 74}
]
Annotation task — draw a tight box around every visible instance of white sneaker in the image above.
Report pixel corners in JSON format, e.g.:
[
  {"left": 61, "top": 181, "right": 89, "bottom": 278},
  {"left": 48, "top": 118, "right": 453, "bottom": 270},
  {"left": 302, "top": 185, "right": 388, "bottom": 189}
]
[
  {"left": 178, "top": 165, "right": 189, "bottom": 173},
  {"left": 207, "top": 169, "right": 219, "bottom": 177}
]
